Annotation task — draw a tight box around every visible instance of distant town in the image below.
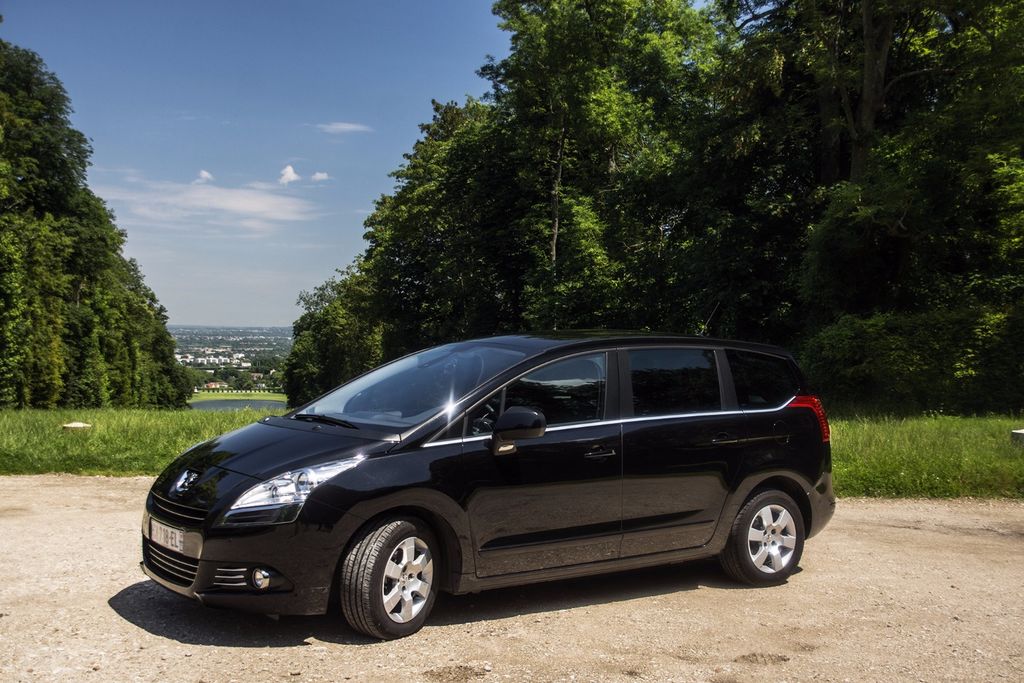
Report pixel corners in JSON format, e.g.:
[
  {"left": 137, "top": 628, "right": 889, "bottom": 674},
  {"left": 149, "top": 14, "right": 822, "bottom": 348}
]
[{"left": 169, "top": 326, "right": 292, "bottom": 393}]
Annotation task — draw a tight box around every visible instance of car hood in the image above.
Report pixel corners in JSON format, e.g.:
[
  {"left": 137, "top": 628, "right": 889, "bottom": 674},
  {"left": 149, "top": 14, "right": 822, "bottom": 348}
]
[{"left": 164, "top": 417, "right": 390, "bottom": 481}]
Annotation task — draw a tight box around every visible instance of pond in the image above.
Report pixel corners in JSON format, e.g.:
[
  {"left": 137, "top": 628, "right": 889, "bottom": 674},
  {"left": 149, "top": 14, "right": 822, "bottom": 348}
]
[{"left": 189, "top": 399, "right": 287, "bottom": 412}]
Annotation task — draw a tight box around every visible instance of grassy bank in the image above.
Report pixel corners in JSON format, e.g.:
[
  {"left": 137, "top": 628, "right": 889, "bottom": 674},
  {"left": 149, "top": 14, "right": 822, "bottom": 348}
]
[
  {"left": 832, "top": 415, "right": 1023, "bottom": 497},
  {"left": 0, "top": 409, "right": 279, "bottom": 475},
  {"left": 188, "top": 391, "right": 286, "bottom": 403},
  {"left": 0, "top": 411, "right": 1021, "bottom": 496}
]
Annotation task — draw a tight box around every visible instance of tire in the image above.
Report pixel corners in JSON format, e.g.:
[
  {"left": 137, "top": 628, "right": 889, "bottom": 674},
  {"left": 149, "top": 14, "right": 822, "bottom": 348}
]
[
  {"left": 340, "top": 517, "right": 439, "bottom": 639},
  {"left": 719, "top": 490, "right": 805, "bottom": 586}
]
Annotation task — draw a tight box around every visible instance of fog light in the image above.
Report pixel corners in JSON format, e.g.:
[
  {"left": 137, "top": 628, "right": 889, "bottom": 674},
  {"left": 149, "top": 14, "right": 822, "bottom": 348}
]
[{"left": 252, "top": 568, "right": 271, "bottom": 590}]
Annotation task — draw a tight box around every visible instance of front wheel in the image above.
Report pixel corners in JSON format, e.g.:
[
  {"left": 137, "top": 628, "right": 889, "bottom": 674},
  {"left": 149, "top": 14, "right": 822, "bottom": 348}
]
[
  {"left": 340, "top": 518, "right": 439, "bottom": 639},
  {"left": 719, "top": 490, "right": 805, "bottom": 586}
]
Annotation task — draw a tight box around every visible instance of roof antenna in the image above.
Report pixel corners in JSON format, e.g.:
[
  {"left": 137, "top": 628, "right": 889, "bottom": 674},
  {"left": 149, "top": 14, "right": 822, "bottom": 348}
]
[{"left": 698, "top": 300, "right": 721, "bottom": 337}]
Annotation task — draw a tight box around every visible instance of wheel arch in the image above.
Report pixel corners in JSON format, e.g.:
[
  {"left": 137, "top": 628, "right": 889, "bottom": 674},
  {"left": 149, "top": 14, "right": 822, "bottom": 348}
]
[
  {"left": 710, "top": 470, "right": 815, "bottom": 554},
  {"left": 359, "top": 505, "right": 463, "bottom": 593},
  {"left": 336, "top": 488, "right": 474, "bottom": 595},
  {"left": 748, "top": 476, "right": 813, "bottom": 533}
]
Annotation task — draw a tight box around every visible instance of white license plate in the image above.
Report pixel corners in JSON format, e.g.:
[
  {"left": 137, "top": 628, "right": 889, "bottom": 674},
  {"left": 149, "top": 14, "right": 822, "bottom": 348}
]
[{"left": 150, "top": 519, "right": 185, "bottom": 553}]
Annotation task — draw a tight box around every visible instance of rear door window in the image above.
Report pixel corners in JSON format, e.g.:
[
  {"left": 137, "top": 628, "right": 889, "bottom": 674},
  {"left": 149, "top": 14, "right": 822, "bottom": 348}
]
[
  {"left": 628, "top": 348, "right": 720, "bottom": 416},
  {"left": 726, "top": 349, "right": 800, "bottom": 408}
]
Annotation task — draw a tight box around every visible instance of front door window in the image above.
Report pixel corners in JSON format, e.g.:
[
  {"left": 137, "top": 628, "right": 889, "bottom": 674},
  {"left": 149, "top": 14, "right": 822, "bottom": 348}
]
[{"left": 467, "top": 353, "right": 606, "bottom": 435}]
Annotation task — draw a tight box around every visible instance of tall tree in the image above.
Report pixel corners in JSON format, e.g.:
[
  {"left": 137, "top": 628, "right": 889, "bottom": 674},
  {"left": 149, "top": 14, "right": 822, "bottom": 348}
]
[
  {"left": 285, "top": 0, "right": 1023, "bottom": 413},
  {"left": 0, "top": 38, "right": 189, "bottom": 408}
]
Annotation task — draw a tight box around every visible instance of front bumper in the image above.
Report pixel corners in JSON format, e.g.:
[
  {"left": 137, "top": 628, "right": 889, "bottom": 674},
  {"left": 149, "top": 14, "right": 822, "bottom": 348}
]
[
  {"left": 140, "top": 502, "right": 363, "bottom": 615},
  {"left": 140, "top": 555, "right": 326, "bottom": 614}
]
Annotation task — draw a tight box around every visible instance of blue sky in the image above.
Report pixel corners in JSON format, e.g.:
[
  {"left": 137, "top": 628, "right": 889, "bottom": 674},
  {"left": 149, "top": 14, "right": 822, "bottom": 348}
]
[{"left": 1, "top": 1, "right": 509, "bottom": 326}]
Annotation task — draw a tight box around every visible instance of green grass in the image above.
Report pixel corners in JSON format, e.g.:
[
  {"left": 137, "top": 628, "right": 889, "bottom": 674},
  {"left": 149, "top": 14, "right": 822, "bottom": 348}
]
[
  {"left": 0, "top": 410, "right": 1021, "bottom": 497},
  {"left": 831, "top": 416, "right": 1024, "bottom": 497},
  {"left": 188, "top": 391, "right": 286, "bottom": 403},
  {"left": 0, "top": 408, "right": 280, "bottom": 475}
]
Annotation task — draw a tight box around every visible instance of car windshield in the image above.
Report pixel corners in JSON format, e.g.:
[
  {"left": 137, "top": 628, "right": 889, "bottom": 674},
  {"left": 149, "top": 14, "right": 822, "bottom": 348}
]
[{"left": 299, "top": 342, "right": 527, "bottom": 429}]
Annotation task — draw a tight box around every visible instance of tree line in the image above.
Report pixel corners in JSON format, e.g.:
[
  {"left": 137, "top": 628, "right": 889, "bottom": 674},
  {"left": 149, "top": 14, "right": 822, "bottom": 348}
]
[
  {"left": 0, "top": 37, "right": 190, "bottom": 408},
  {"left": 285, "top": 0, "right": 1023, "bottom": 414}
]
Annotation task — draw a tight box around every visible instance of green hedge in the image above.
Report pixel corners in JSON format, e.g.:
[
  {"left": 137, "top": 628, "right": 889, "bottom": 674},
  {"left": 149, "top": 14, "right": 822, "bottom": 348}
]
[{"left": 801, "top": 306, "right": 1024, "bottom": 415}]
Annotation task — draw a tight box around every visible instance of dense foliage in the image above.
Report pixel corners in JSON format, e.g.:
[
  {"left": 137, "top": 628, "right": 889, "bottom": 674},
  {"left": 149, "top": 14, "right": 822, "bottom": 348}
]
[
  {"left": 0, "top": 38, "right": 190, "bottom": 408},
  {"left": 285, "top": 0, "right": 1023, "bottom": 414}
]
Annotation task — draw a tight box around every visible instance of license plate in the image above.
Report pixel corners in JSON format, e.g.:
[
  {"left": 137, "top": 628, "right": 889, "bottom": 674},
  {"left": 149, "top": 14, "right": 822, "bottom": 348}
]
[{"left": 150, "top": 519, "right": 185, "bottom": 553}]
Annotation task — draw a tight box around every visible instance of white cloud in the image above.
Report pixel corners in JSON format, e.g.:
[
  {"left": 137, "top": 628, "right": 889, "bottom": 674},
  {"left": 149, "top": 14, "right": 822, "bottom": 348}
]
[
  {"left": 316, "top": 121, "right": 373, "bottom": 134},
  {"left": 92, "top": 172, "right": 318, "bottom": 236},
  {"left": 193, "top": 169, "right": 215, "bottom": 184},
  {"left": 245, "top": 181, "right": 278, "bottom": 190},
  {"left": 278, "top": 164, "right": 301, "bottom": 185},
  {"left": 311, "top": 171, "right": 330, "bottom": 182},
  {"left": 89, "top": 166, "right": 145, "bottom": 183}
]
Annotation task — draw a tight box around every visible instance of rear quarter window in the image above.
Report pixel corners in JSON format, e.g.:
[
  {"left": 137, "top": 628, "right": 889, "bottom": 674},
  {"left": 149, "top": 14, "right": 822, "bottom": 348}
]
[{"left": 726, "top": 349, "right": 800, "bottom": 409}]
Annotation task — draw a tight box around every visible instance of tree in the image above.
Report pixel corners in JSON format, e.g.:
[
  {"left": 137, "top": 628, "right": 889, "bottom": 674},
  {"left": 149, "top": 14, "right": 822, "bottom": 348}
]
[
  {"left": 283, "top": 0, "right": 1024, "bottom": 413},
  {"left": 0, "top": 39, "right": 188, "bottom": 408},
  {"left": 283, "top": 266, "right": 384, "bottom": 405}
]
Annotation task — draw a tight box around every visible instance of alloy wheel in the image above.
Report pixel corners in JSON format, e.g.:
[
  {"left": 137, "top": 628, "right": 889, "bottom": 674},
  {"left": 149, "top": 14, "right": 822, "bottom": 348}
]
[
  {"left": 381, "top": 536, "right": 434, "bottom": 624},
  {"left": 746, "top": 504, "right": 798, "bottom": 574}
]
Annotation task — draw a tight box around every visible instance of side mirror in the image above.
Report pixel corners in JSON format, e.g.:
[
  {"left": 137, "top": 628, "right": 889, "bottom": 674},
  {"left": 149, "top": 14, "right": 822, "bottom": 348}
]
[{"left": 491, "top": 406, "right": 546, "bottom": 456}]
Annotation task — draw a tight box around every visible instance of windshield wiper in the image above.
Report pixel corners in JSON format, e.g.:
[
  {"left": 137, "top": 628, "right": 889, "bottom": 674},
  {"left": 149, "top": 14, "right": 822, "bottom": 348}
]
[{"left": 292, "top": 413, "right": 359, "bottom": 429}]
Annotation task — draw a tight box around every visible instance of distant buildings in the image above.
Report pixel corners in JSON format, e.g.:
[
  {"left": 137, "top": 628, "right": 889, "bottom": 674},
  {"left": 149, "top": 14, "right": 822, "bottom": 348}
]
[
  {"left": 171, "top": 326, "right": 288, "bottom": 393},
  {"left": 174, "top": 350, "right": 252, "bottom": 368}
]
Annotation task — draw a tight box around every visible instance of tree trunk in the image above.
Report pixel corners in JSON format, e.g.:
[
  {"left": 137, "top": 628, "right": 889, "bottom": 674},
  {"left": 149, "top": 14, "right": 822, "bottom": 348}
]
[
  {"left": 549, "top": 117, "right": 566, "bottom": 271},
  {"left": 849, "top": 0, "right": 895, "bottom": 182},
  {"left": 818, "top": 84, "right": 842, "bottom": 185}
]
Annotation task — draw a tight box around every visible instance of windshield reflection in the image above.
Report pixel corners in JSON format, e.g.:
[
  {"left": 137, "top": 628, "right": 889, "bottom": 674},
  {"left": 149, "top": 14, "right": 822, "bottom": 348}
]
[{"left": 301, "top": 343, "right": 526, "bottom": 429}]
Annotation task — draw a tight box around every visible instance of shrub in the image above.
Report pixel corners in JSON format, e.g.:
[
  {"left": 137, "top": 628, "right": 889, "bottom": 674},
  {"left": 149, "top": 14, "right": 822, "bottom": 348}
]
[{"left": 801, "top": 306, "right": 1024, "bottom": 415}]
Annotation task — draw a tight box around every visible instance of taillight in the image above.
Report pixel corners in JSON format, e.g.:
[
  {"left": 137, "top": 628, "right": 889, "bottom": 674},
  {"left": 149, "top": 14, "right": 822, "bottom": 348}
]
[{"left": 787, "top": 395, "right": 830, "bottom": 443}]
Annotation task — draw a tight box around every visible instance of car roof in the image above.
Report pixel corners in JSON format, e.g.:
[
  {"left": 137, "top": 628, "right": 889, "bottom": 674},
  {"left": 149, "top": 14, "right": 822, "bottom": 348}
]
[{"left": 466, "top": 330, "right": 793, "bottom": 358}]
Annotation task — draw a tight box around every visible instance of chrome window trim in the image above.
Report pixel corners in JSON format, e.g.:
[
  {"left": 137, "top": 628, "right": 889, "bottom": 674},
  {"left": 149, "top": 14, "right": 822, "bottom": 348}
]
[
  {"left": 426, "top": 435, "right": 489, "bottom": 448},
  {"left": 422, "top": 397, "right": 797, "bottom": 448}
]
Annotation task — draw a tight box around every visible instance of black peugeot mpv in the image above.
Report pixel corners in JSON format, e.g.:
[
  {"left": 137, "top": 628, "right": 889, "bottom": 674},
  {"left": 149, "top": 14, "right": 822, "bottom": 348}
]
[{"left": 142, "top": 332, "right": 834, "bottom": 639}]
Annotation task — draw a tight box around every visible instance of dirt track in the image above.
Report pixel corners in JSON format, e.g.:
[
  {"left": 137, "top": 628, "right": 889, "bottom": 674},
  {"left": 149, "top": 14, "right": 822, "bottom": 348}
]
[{"left": 1, "top": 475, "right": 1022, "bottom": 682}]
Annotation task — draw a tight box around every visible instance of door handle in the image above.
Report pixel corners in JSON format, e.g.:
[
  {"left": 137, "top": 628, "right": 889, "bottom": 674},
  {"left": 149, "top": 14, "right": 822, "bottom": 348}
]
[
  {"left": 711, "top": 432, "right": 740, "bottom": 445},
  {"left": 583, "top": 448, "right": 617, "bottom": 460}
]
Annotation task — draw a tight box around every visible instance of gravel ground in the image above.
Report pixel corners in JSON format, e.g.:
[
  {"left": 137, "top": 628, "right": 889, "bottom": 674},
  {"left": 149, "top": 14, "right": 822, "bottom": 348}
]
[{"left": 1, "top": 475, "right": 1022, "bottom": 682}]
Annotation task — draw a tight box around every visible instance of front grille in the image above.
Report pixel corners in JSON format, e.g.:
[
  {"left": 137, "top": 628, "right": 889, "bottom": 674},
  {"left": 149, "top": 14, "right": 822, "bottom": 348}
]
[
  {"left": 150, "top": 493, "right": 207, "bottom": 527},
  {"left": 143, "top": 538, "right": 199, "bottom": 587},
  {"left": 212, "top": 566, "right": 249, "bottom": 589}
]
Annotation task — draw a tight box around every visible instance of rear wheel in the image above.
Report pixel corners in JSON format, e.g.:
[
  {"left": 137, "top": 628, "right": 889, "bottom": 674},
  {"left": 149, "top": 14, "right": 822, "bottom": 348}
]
[
  {"left": 340, "top": 518, "right": 438, "bottom": 639},
  {"left": 720, "top": 490, "right": 805, "bottom": 586}
]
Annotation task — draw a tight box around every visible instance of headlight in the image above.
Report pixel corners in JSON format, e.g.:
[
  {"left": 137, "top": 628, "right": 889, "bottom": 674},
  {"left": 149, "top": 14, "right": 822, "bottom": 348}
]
[{"left": 219, "top": 455, "right": 365, "bottom": 526}]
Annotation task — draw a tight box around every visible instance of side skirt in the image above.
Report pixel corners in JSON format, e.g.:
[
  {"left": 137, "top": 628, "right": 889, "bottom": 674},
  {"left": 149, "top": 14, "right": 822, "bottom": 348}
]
[{"left": 450, "top": 540, "right": 728, "bottom": 595}]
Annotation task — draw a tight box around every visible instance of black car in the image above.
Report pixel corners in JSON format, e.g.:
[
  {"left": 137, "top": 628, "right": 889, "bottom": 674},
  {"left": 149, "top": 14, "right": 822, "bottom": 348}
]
[{"left": 142, "top": 332, "right": 834, "bottom": 639}]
